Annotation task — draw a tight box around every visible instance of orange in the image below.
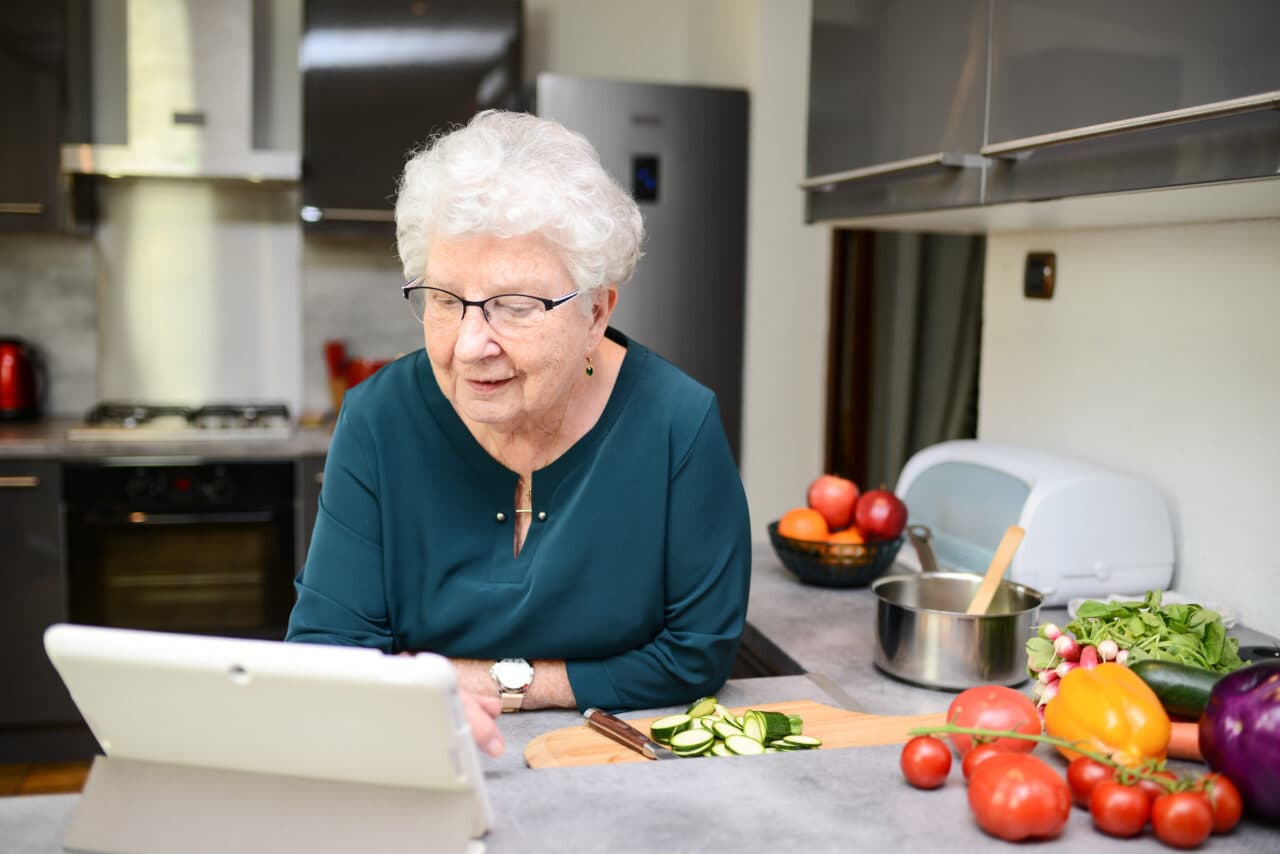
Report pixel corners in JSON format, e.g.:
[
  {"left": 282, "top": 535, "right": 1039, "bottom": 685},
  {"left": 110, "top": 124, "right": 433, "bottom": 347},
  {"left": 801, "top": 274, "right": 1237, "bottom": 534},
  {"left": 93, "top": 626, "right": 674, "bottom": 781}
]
[
  {"left": 828, "top": 527, "right": 865, "bottom": 544},
  {"left": 778, "top": 507, "right": 829, "bottom": 541}
]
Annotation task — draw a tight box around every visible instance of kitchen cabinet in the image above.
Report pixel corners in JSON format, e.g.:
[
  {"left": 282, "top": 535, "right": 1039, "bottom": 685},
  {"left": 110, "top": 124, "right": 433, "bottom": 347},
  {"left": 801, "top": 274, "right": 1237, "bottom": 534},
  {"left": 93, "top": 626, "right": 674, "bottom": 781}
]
[
  {"left": 0, "top": 2, "right": 69, "bottom": 232},
  {"left": 296, "top": 454, "right": 325, "bottom": 565},
  {"left": 803, "top": 0, "right": 989, "bottom": 222},
  {"left": 0, "top": 460, "right": 77, "bottom": 726},
  {"left": 299, "top": 0, "right": 523, "bottom": 232},
  {"left": 985, "top": 0, "right": 1280, "bottom": 204}
]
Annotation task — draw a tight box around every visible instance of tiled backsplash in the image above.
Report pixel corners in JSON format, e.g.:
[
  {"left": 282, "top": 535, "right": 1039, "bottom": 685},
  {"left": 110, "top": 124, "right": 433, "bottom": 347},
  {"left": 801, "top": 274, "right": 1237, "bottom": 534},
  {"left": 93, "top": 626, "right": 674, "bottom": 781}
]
[
  {"left": 0, "top": 224, "right": 423, "bottom": 419},
  {"left": 0, "top": 233, "right": 97, "bottom": 416},
  {"left": 300, "top": 237, "right": 424, "bottom": 416}
]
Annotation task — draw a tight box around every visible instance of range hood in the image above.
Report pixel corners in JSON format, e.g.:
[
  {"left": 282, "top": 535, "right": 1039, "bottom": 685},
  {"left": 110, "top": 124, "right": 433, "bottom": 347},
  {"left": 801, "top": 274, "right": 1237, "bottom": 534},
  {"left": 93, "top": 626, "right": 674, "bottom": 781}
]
[{"left": 62, "top": 0, "right": 299, "bottom": 181}]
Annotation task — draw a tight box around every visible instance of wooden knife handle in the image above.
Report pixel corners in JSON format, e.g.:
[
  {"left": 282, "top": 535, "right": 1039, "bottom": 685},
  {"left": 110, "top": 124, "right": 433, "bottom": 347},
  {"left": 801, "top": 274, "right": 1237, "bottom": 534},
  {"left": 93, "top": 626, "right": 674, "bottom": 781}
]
[{"left": 583, "top": 707, "right": 658, "bottom": 759}]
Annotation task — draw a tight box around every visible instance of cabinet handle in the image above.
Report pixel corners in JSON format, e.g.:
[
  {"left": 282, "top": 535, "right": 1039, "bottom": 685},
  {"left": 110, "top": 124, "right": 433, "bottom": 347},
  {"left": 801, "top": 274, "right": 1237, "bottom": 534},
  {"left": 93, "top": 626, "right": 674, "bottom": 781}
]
[
  {"left": 800, "top": 152, "right": 986, "bottom": 191},
  {"left": 300, "top": 206, "right": 394, "bottom": 223},
  {"left": 982, "top": 89, "right": 1280, "bottom": 158},
  {"left": 0, "top": 475, "right": 41, "bottom": 488},
  {"left": 0, "top": 203, "right": 45, "bottom": 215}
]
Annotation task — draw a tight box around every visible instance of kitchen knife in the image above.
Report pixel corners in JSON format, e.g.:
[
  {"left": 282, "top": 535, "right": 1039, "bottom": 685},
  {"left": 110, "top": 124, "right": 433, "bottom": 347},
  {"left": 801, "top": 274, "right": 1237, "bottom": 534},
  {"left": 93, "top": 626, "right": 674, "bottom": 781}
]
[{"left": 582, "top": 707, "right": 680, "bottom": 760}]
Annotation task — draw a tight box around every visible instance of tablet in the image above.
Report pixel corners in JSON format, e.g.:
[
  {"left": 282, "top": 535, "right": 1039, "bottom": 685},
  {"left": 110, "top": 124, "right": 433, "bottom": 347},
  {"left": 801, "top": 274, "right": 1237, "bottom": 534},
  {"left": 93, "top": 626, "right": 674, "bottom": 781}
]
[{"left": 43, "top": 624, "right": 491, "bottom": 839}]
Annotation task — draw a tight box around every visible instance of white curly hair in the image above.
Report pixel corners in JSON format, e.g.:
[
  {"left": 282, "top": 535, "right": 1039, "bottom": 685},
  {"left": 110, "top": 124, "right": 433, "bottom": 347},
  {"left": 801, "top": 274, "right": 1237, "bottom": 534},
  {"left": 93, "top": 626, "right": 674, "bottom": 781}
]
[{"left": 395, "top": 110, "right": 644, "bottom": 304}]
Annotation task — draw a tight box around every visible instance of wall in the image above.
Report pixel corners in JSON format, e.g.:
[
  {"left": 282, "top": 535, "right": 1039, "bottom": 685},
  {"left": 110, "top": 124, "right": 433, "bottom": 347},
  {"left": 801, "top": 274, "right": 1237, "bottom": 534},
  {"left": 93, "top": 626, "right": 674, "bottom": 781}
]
[
  {"left": 980, "top": 219, "right": 1280, "bottom": 637},
  {"left": 526, "top": 0, "right": 832, "bottom": 539},
  {"left": 0, "top": 234, "right": 96, "bottom": 415}
]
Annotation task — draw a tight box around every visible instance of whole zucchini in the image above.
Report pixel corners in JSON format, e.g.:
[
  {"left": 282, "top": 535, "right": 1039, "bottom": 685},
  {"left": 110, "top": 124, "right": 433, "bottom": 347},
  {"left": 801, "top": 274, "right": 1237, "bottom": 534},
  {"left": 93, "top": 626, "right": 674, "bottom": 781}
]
[{"left": 1130, "top": 658, "right": 1220, "bottom": 718}]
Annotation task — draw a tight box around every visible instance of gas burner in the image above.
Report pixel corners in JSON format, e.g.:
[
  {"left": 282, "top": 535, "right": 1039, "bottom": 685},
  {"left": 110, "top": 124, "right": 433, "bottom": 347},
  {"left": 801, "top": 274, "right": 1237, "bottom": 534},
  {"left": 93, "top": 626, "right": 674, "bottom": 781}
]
[
  {"left": 188, "top": 403, "right": 292, "bottom": 430},
  {"left": 84, "top": 402, "right": 192, "bottom": 429},
  {"left": 69, "top": 401, "right": 294, "bottom": 442}
]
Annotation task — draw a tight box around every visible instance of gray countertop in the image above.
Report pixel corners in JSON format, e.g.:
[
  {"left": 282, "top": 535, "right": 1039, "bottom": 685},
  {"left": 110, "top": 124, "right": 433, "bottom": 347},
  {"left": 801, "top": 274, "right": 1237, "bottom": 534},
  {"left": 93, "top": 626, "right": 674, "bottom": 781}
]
[
  {"left": 0, "top": 418, "right": 333, "bottom": 459},
  {"left": 2, "top": 551, "right": 1277, "bottom": 853}
]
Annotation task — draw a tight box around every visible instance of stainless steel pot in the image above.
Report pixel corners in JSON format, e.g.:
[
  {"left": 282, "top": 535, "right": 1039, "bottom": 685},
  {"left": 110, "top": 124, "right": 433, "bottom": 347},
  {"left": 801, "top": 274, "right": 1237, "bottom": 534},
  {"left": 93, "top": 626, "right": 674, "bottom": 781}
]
[{"left": 872, "top": 526, "right": 1043, "bottom": 691}]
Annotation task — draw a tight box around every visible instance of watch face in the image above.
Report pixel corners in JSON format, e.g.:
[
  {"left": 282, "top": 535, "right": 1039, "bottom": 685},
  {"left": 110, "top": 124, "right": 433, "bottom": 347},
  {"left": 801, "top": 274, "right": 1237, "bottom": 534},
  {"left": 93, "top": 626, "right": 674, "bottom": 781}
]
[{"left": 493, "top": 658, "right": 533, "bottom": 691}]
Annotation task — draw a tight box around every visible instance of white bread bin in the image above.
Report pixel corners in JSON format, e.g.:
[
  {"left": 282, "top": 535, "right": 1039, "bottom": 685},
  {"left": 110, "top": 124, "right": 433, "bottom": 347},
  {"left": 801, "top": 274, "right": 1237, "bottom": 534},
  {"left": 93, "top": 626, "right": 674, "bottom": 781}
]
[{"left": 893, "top": 440, "right": 1174, "bottom": 606}]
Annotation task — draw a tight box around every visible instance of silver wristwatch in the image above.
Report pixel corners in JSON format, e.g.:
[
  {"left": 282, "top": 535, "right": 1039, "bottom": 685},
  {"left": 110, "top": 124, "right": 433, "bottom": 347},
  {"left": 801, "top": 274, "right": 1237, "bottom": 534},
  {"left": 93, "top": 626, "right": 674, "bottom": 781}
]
[{"left": 490, "top": 658, "right": 534, "bottom": 712}]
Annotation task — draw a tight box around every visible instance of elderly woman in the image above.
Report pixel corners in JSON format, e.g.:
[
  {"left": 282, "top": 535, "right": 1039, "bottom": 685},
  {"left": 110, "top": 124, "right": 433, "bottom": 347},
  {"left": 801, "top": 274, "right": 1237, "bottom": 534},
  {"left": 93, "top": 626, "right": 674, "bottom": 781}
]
[{"left": 286, "top": 111, "right": 751, "bottom": 746}]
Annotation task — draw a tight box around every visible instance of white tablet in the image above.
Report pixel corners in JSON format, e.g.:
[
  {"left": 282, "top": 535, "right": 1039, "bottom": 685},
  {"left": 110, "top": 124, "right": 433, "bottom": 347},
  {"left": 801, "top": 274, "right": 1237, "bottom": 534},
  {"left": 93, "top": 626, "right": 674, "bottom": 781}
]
[{"left": 44, "top": 624, "right": 490, "bottom": 841}]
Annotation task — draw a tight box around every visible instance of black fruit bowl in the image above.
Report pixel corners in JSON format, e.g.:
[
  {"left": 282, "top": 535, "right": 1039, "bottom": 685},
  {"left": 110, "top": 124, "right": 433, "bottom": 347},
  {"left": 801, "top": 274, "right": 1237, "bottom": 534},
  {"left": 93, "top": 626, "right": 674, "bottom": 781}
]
[{"left": 767, "top": 522, "right": 904, "bottom": 589}]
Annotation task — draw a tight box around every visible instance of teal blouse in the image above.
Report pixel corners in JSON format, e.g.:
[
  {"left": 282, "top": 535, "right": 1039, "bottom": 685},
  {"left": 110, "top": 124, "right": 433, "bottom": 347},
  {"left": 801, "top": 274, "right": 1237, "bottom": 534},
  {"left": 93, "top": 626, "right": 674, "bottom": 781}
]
[{"left": 286, "top": 328, "right": 752, "bottom": 712}]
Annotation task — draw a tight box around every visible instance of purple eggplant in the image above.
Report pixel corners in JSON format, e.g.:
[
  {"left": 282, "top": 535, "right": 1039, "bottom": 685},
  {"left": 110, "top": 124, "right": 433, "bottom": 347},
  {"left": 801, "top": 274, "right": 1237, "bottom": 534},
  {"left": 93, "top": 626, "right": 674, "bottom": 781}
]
[{"left": 1198, "top": 659, "right": 1280, "bottom": 823}]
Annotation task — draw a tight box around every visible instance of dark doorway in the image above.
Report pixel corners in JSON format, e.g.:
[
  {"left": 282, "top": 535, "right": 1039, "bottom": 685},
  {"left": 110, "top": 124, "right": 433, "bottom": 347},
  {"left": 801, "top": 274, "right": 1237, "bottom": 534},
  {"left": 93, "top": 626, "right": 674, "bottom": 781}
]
[{"left": 825, "top": 230, "right": 985, "bottom": 490}]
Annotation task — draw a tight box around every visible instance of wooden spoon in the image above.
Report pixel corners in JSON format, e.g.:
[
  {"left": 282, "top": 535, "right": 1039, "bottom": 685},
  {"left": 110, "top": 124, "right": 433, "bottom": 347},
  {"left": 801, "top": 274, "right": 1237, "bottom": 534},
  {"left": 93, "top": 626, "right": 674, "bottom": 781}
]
[{"left": 965, "top": 525, "right": 1026, "bottom": 615}]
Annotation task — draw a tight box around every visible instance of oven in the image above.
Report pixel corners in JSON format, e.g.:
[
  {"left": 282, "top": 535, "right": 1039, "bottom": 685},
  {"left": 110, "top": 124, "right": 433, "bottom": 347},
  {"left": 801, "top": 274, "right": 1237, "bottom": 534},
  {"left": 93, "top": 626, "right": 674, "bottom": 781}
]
[{"left": 63, "top": 460, "right": 297, "bottom": 640}]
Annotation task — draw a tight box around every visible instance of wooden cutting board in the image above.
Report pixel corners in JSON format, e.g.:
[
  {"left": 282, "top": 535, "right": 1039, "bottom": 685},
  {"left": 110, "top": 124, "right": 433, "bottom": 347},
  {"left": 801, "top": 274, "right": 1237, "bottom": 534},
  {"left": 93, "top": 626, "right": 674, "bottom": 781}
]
[{"left": 525, "top": 700, "right": 948, "bottom": 768}]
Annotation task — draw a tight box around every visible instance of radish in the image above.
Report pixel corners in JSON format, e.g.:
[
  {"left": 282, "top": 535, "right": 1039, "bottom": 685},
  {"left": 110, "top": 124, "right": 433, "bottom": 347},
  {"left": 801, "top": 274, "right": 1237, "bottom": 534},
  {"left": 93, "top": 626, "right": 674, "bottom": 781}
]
[{"left": 1053, "top": 634, "right": 1080, "bottom": 662}]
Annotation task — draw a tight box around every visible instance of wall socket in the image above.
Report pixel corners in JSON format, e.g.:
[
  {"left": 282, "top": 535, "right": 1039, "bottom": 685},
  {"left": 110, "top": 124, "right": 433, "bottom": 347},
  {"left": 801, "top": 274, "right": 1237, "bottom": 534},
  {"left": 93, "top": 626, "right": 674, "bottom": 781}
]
[{"left": 1024, "top": 252, "right": 1056, "bottom": 299}]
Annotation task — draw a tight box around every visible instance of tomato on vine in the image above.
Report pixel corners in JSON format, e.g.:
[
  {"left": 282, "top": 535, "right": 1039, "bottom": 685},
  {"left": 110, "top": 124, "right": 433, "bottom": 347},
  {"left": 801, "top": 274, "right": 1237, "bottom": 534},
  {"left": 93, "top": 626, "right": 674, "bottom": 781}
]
[
  {"left": 1089, "top": 780, "right": 1151, "bottom": 838},
  {"left": 1066, "top": 756, "right": 1113, "bottom": 808},
  {"left": 1151, "top": 791, "right": 1214, "bottom": 849},
  {"left": 961, "top": 744, "right": 1002, "bottom": 781},
  {"left": 1197, "top": 773, "right": 1243, "bottom": 834}
]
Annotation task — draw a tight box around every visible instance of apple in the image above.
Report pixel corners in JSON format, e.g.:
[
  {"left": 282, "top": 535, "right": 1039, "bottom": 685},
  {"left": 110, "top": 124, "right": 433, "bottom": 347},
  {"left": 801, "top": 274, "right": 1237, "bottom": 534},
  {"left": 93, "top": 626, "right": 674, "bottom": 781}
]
[
  {"left": 806, "top": 474, "right": 859, "bottom": 531},
  {"left": 853, "top": 488, "right": 907, "bottom": 540}
]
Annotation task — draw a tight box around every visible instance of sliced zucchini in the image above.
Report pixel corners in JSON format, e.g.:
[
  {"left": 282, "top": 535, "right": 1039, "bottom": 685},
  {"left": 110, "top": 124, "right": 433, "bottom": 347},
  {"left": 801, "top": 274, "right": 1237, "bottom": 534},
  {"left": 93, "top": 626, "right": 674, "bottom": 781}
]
[
  {"left": 685, "top": 696, "right": 719, "bottom": 718},
  {"left": 710, "top": 742, "right": 734, "bottom": 758},
  {"left": 787, "top": 714, "right": 804, "bottom": 736},
  {"left": 649, "top": 714, "right": 691, "bottom": 744},
  {"left": 783, "top": 735, "right": 823, "bottom": 749},
  {"left": 712, "top": 720, "right": 744, "bottom": 740},
  {"left": 724, "top": 734, "right": 766, "bottom": 756},
  {"left": 741, "top": 711, "right": 765, "bottom": 742},
  {"left": 668, "top": 728, "right": 715, "bottom": 753}
]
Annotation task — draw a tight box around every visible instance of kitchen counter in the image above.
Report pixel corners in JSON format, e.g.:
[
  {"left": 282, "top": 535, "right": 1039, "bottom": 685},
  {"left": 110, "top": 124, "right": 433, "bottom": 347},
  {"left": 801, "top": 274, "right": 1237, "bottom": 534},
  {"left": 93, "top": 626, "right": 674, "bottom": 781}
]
[
  {"left": 2, "top": 553, "right": 1277, "bottom": 852},
  {"left": 0, "top": 417, "right": 333, "bottom": 459}
]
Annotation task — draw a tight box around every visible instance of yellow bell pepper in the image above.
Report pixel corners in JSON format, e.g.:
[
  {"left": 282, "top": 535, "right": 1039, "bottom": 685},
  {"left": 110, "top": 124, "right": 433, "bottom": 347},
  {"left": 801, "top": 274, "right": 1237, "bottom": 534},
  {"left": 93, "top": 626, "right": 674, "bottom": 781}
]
[{"left": 1044, "top": 662, "right": 1171, "bottom": 767}]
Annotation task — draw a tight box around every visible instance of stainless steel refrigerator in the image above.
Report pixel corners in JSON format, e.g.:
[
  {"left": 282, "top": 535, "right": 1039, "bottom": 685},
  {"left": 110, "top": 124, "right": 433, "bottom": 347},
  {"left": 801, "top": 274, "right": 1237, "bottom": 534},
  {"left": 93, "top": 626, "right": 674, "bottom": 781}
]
[{"left": 534, "top": 74, "right": 749, "bottom": 462}]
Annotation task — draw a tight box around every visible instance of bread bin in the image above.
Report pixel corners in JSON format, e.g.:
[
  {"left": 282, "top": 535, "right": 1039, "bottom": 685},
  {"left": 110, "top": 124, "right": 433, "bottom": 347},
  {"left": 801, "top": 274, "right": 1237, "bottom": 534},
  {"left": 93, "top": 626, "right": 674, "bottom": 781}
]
[{"left": 893, "top": 440, "right": 1174, "bottom": 606}]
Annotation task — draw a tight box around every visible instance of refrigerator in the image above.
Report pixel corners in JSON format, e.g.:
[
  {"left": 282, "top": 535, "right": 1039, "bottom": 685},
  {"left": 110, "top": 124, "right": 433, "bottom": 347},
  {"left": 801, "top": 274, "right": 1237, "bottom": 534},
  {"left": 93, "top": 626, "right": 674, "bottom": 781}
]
[{"left": 533, "top": 74, "right": 749, "bottom": 463}]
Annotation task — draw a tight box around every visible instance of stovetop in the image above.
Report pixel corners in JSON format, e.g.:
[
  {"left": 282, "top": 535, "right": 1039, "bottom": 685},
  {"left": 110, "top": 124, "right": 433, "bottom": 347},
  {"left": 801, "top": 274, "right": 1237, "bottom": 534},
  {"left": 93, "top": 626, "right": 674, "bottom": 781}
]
[{"left": 67, "top": 402, "right": 294, "bottom": 442}]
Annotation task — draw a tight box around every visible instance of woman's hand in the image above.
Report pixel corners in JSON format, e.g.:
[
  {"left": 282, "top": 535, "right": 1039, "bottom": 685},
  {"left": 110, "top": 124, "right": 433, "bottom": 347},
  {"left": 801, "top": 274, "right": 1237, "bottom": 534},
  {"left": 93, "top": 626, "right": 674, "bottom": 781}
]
[{"left": 460, "top": 689, "right": 505, "bottom": 757}]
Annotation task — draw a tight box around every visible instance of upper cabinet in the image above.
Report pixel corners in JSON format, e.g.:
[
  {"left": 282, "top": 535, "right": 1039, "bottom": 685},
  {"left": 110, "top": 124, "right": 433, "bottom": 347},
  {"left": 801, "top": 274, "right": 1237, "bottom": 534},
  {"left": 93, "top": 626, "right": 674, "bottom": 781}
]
[
  {"left": 985, "top": 0, "right": 1280, "bottom": 204},
  {"left": 299, "top": 0, "right": 524, "bottom": 233},
  {"left": 0, "top": 2, "right": 71, "bottom": 232},
  {"left": 804, "top": 0, "right": 1280, "bottom": 223},
  {"left": 804, "top": 0, "right": 989, "bottom": 221}
]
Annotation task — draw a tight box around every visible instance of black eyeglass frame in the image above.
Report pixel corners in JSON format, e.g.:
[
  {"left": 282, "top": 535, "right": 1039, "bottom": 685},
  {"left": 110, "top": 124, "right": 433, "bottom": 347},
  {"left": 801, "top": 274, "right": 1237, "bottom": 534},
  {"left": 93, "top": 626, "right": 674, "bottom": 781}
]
[{"left": 401, "top": 277, "right": 581, "bottom": 326}]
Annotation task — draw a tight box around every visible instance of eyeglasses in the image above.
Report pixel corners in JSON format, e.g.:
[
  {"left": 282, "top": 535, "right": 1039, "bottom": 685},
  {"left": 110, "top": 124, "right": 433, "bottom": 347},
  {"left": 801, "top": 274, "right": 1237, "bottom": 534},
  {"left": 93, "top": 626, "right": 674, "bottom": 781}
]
[{"left": 402, "top": 276, "right": 580, "bottom": 337}]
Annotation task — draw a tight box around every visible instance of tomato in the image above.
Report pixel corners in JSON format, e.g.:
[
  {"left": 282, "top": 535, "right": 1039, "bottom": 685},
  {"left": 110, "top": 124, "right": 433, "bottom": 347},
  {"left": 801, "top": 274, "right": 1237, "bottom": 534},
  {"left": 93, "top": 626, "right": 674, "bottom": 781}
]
[
  {"left": 961, "top": 744, "right": 1002, "bottom": 780},
  {"left": 1089, "top": 780, "right": 1151, "bottom": 837},
  {"left": 1132, "top": 769, "right": 1179, "bottom": 804},
  {"left": 946, "top": 685, "right": 1041, "bottom": 756},
  {"left": 806, "top": 474, "right": 859, "bottom": 530},
  {"left": 1198, "top": 773, "right": 1243, "bottom": 834},
  {"left": 900, "top": 735, "right": 952, "bottom": 789},
  {"left": 967, "top": 753, "right": 1072, "bottom": 841},
  {"left": 777, "top": 507, "right": 829, "bottom": 541},
  {"left": 1066, "top": 756, "right": 1113, "bottom": 808},
  {"left": 1151, "top": 791, "right": 1214, "bottom": 849}
]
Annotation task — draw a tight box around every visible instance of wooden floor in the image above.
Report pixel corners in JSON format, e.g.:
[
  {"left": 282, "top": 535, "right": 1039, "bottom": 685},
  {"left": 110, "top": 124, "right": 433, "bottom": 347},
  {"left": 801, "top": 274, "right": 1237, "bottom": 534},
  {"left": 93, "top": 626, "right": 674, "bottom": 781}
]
[{"left": 0, "top": 761, "right": 91, "bottom": 796}]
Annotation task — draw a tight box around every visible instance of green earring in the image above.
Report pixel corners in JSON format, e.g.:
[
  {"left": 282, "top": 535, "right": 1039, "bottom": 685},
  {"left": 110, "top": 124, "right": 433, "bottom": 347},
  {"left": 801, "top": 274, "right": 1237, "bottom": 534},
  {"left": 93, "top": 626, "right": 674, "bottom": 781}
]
[{"left": 585, "top": 355, "right": 594, "bottom": 377}]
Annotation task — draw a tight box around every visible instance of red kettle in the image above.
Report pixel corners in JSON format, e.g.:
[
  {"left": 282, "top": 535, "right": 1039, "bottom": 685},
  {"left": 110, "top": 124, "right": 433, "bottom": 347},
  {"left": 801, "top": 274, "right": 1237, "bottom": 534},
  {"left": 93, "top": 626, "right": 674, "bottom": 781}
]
[{"left": 0, "top": 337, "right": 42, "bottom": 420}]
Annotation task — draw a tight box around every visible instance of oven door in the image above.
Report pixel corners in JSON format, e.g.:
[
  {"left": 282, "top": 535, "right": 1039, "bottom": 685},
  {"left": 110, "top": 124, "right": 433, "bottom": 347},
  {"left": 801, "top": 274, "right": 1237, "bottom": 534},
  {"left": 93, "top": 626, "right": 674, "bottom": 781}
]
[{"left": 64, "top": 462, "right": 297, "bottom": 639}]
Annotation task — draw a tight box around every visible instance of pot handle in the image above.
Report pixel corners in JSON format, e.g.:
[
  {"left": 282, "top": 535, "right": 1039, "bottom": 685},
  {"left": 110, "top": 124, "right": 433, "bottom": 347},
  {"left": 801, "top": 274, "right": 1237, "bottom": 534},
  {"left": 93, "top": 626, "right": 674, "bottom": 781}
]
[{"left": 907, "top": 524, "right": 941, "bottom": 574}]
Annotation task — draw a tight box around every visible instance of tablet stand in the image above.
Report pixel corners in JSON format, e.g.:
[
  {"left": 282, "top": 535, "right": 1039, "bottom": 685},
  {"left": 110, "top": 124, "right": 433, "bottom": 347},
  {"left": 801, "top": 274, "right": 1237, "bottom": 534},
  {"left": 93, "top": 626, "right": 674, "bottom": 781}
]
[{"left": 64, "top": 755, "right": 482, "bottom": 854}]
